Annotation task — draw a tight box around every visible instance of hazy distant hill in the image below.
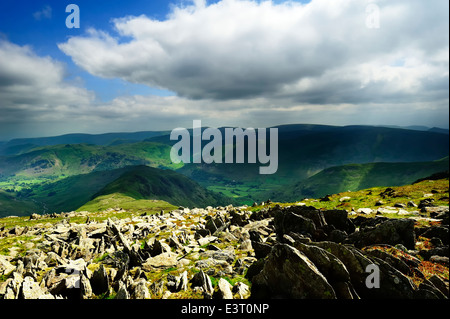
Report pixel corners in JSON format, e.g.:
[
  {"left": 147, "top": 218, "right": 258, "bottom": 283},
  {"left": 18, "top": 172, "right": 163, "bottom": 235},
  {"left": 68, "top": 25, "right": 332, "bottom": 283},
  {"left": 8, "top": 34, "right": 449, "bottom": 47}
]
[{"left": 0, "top": 131, "right": 169, "bottom": 156}]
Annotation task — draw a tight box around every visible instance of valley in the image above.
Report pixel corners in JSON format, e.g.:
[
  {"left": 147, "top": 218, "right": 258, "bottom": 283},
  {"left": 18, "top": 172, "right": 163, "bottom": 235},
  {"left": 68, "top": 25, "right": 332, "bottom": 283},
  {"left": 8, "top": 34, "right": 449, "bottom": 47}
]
[{"left": 0, "top": 124, "right": 448, "bottom": 217}]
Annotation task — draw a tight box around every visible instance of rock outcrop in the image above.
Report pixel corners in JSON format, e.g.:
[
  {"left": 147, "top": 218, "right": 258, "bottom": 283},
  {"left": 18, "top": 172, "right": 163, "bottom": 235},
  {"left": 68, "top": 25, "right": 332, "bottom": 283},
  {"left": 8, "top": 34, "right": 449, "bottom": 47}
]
[{"left": 0, "top": 202, "right": 448, "bottom": 299}]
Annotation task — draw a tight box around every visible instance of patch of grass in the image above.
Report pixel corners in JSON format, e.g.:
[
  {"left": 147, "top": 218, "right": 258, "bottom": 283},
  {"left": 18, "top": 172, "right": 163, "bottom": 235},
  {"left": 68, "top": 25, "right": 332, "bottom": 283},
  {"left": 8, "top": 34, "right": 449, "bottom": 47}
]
[
  {"left": 292, "top": 178, "right": 449, "bottom": 214},
  {"left": 77, "top": 193, "right": 177, "bottom": 215}
]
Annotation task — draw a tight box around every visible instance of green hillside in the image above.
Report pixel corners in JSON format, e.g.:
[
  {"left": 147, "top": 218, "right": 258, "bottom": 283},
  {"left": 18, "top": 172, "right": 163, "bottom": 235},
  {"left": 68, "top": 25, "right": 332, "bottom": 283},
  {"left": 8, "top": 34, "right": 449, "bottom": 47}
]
[
  {"left": 77, "top": 193, "right": 177, "bottom": 214},
  {"left": 0, "top": 190, "right": 39, "bottom": 217},
  {"left": 0, "top": 165, "right": 233, "bottom": 218},
  {"left": 0, "top": 124, "right": 448, "bottom": 213},
  {"left": 267, "top": 157, "right": 449, "bottom": 202},
  {"left": 92, "top": 165, "right": 233, "bottom": 208},
  {"left": 0, "top": 141, "right": 181, "bottom": 181},
  {"left": 172, "top": 125, "right": 449, "bottom": 203}
]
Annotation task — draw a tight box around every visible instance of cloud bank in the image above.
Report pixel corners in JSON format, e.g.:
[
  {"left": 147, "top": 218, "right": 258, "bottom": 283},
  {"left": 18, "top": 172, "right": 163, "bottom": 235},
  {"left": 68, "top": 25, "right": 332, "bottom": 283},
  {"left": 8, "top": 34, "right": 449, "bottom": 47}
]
[
  {"left": 59, "top": 0, "right": 449, "bottom": 104},
  {"left": 0, "top": 0, "right": 448, "bottom": 139}
]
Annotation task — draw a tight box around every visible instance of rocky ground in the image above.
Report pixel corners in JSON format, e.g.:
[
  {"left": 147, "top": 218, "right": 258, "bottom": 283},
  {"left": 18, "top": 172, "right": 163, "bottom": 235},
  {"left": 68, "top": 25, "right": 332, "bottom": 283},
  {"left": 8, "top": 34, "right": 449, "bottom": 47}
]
[{"left": 0, "top": 185, "right": 449, "bottom": 299}]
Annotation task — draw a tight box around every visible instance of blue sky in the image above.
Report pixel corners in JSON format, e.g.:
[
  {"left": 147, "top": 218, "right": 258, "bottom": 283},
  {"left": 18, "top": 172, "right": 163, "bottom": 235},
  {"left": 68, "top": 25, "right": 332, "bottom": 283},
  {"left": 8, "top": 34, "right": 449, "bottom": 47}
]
[
  {"left": 0, "top": 0, "right": 448, "bottom": 140},
  {"left": 0, "top": 0, "right": 177, "bottom": 101},
  {"left": 1, "top": 0, "right": 309, "bottom": 102}
]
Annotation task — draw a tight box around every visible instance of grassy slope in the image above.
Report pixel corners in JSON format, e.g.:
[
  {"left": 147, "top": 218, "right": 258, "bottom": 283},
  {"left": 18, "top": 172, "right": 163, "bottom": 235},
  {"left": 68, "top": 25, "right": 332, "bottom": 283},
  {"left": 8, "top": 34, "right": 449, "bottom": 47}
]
[
  {"left": 77, "top": 193, "right": 177, "bottom": 214},
  {"left": 0, "top": 165, "right": 234, "bottom": 217},
  {"left": 0, "top": 141, "right": 181, "bottom": 180},
  {"left": 174, "top": 125, "right": 449, "bottom": 201},
  {"left": 292, "top": 178, "right": 449, "bottom": 219},
  {"left": 0, "top": 190, "right": 39, "bottom": 217},
  {"left": 266, "top": 157, "right": 449, "bottom": 202},
  {"left": 0, "top": 125, "right": 448, "bottom": 212},
  {"left": 92, "top": 165, "right": 234, "bottom": 208}
]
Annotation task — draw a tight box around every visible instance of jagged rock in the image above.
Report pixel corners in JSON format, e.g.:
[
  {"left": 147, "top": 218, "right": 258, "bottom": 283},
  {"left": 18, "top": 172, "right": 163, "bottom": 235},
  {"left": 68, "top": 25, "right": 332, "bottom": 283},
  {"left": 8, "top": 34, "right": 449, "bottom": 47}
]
[
  {"left": 29, "top": 213, "right": 41, "bottom": 220},
  {"left": 311, "top": 241, "right": 372, "bottom": 296},
  {"left": 205, "top": 217, "right": 218, "bottom": 234},
  {"left": 55, "top": 258, "right": 87, "bottom": 277},
  {"left": 230, "top": 210, "right": 248, "bottom": 226},
  {"left": 90, "top": 264, "right": 109, "bottom": 296},
  {"left": 195, "top": 258, "right": 233, "bottom": 275},
  {"left": 418, "top": 279, "right": 447, "bottom": 299},
  {"left": 428, "top": 275, "right": 449, "bottom": 297},
  {"left": 293, "top": 242, "right": 352, "bottom": 297},
  {"left": 200, "top": 248, "right": 236, "bottom": 264},
  {"left": 80, "top": 274, "right": 93, "bottom": 299},
  {"left": 419, "top": 246, "right": 449, "bottom": 260},
  {"left": 0, "top": 255, "right": 15, "bottom": 276},
  {"left": 20, "top": 276, "right": 46, "bottom": 299},
  {"left": 195, "top": 228, "right": 211, "bottom": 239},
  {"left": 166, "top": 273, "right": 178, "bottom": 292},
  {"left": 322, "top": 209, "right": 355, "bottom": 234},
  {"left": 345, "top": 218, "right": 416, "bottom": 249},
  {"left": 233, "top": 282, "right": 250, "bottom": 299},
  {"left": 132, "top": 278, "right": 151, "bottom": 299},
  {"left": 115, "top": 281, "right": 130, "bottom": 299},
  {"left": 48, "top": 271, "right": 82, "bottom": 299},
  {"left": 407, "top": 201, "right": 418, "bottom": 208},
  {"left": 252, "top": 241, "right": 272, "bottom": 259},
  {"left": 144, "top": 237, "right": 171, "bottom": 257},
  {"left": 177, "top": 270, "right": 189, "bottom": 291},
  {"left": 364, "top": 248, "right": 412, "bottom": 276},
  {"left": 251, "top": 244, "right": 336, "bottom": 299},
  {"left": 150, "top": 279, "right": 165, "bottom": 296},
  {"left": 1, "top": 272, "right": 23, "bottom": 299},
  {"left": 197, "top": 235, "right": 218, "bottom": 246},
  {"left": 44, "top": 251, "right": 66, "bottom": 267},
  {"left": 103, "top": 250, "right": 130, "bottom": 270},
  {"left": 190, "top": 270, "right": 214, "bottom": 295},
  {"left": 107, "top": 218, "right": 143, "bottom": 266},
  {"left": 239, "top": 239, "right": 253, "bottom": 251},
  {"left": 419, "top": 198, "right": 435, "bottom": 209},
  {"left": 420, "top": 226, "right": 449, "bottom": 245},
  {"left": 357, "top": 208, "right": 373, "bottom": 215},
  {"left": 142, "top": 252, "right": 178, "bottom": 270},
  {"left": 214, "top": 278, "right": 233, "bottom": 299},
  {"left": 274, "top": 208, "right": 316, "bottom": 239},
  {"left": 430, "top": 255, "right": 449, "bottom": 266},
  {"left": 328, "top": 229, "right": 348, "bottom": 243}
]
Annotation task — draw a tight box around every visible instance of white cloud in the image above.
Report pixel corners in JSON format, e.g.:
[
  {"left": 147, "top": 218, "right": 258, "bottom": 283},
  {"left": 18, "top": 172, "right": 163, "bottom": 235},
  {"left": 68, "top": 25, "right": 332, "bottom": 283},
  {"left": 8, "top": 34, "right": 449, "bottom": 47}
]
[
  {"left": 0, "top": 40, "right": 95, "bottom": 125},
  {"left": 1, "top": 0, "right": 448, "bottom": 139},
  {"left": 58, "top": 0, "right": 449, "bottom": 105}
]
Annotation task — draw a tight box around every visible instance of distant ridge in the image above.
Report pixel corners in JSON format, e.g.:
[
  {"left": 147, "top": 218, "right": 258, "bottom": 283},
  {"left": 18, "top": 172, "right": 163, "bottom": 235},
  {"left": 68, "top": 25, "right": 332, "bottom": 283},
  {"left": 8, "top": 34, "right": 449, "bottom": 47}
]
[{"left": 0, "top": 131, "right": 169, "bottom": 155}]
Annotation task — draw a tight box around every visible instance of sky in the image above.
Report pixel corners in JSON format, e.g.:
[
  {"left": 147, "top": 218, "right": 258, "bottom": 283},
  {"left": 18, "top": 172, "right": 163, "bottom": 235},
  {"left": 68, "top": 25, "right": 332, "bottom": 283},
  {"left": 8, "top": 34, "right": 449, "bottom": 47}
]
[{"left": 0, "top": 0, "right": 448, "bottom": 141}]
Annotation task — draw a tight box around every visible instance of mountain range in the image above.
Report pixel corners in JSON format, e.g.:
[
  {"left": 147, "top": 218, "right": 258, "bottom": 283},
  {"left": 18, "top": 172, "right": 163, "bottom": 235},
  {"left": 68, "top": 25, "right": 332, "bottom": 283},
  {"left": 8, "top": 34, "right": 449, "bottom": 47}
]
[{"left": 0, "top": 124, "right": 448, "bottom": 217}]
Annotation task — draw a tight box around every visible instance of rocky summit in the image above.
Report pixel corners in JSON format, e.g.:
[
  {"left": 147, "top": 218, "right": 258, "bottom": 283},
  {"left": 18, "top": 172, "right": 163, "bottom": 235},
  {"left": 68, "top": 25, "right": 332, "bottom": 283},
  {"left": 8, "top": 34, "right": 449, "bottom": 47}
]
[{"left": 0, "top": 196, "right": 449, "bottom": 300}]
